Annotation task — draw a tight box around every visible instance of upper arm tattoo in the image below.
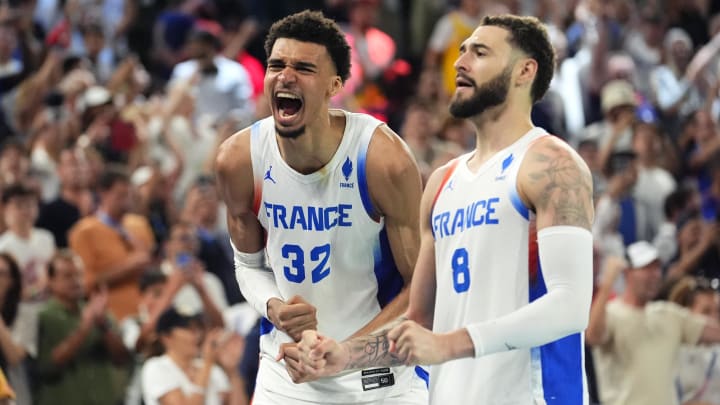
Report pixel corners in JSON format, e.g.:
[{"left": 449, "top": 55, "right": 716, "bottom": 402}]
[{"left": 527, "top": 144, "right": 593, "bottom": 229}]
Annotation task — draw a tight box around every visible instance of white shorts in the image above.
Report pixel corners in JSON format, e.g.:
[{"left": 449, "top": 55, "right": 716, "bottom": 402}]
[{"left": 252, "top": 373, "right": 428, "bottom": 405}]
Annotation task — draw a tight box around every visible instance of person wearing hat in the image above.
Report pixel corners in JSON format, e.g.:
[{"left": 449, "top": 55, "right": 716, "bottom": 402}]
[
  {"left": 577, "top": 79, "right": 637, "bottom": 157},
  {"left": 586, "top": 241, "right": 720, "bottom": 405},
  {"left": 140, "top": 307, "right": 248, "bottom": 405}
]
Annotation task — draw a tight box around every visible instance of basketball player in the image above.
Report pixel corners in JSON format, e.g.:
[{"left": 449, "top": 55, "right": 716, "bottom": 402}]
[
  {"left": 294, "top": 14, "right": 595, "bottom": 404},
  {"left": 215, "top": 10, "right": 428, "bottom": 405}
]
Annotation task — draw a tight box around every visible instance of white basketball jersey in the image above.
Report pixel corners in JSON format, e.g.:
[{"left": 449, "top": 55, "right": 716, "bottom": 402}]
[
  {"left": 249, "top": 110, "right": 427, "bottom": 402},
  {"left": 430, "top": 128, "right": 588, "bottom": 405}
]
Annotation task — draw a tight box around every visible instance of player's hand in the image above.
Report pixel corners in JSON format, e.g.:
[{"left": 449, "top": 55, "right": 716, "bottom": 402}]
[
  {"left": 387, "top": 320, "right": 448, "bottom": 366},
  {"left": 267, "top": 295, "right": 318, "bottom": 342},
  {"left": 277, "top": 342, "right": 309, "bottom": 383},
  {"left": 293, "top": 330, "right": 349, "bottom": 383}
]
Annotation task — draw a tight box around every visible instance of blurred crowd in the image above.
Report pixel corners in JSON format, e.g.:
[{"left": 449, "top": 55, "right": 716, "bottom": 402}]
[{"left": 0, "top": 0, "right": 716, "bottom": 404}]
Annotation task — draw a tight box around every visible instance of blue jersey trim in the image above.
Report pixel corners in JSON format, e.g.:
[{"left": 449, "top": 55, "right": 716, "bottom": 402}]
[
  {"left": 508, "top": 182, "right": 530, "bottom": 220},
  {"left": 414, "top": 366, "right": 429, "bottom": 388},
  {"left": 539, "top": 333, "right": 584, "bottom": 404},
  {"left": 373, "top": 227, "right": 404, "bottom": 307},
  {"left": 530, "top": 259, "right": 584, "bottom": 404},
  {"left": 357, "top": 136, "right": 379, "bottom": 221},
  {"left": 259, "top": 317, "right": 274, "bottom": 336}
]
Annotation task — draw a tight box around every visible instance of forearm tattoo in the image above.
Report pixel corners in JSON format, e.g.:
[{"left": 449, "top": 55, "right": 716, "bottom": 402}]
[{"left": 343, "top": 317, "right": 407, "bottom": 370}]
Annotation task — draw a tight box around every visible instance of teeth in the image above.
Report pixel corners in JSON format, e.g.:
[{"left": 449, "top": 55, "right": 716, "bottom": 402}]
[{"left": 276, "top": 92, "right": 300, "bottom": 99}]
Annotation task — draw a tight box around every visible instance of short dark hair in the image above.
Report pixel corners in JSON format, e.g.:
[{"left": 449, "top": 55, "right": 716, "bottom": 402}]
[
  {"left": 480, "top": 14, "right": 556, "bottom": 103},
  {"left": 47, "top": 249, "right": 77, "bottom": 279},
  {"left": 139, "top": 270, "right": 167, "bottom": 293},
  {"left": 98, "top": 166, "right": 130, "bottom": 192},
  {"left": 1, "top": 183, "right": 37, "bottom": 204},
  {"left": 188, "top": 29, "right": 221, "bottom": 50},
  {"left": 0, "top": 137, "right": 26, "bottom": 156},
  {"left": 156, "top": 307, "right": 201, "bottom": 335},
  {"left": 264, "top": 10, "right": 351, "bottom": 83},
  {"left": 603, "top": 151, "right": 637, "bottom": 178},
  {"left": 663, "top": 187, "right": 692, "bottom": 220}
]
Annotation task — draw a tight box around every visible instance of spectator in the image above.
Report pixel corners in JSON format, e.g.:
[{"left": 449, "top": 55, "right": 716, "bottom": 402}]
[
  {"left": 0, "top": 21, "right": 23, "bottom": 95},
  {"left": 36, "top": 147, "right": 94, "bottom": 248},
  {"left": 35, "top": 250, "right": 130, "bottom": 405},
  {"left": 28, "top": 91, "right": 71, "bottom": 202},
  {"left": 683, "top": 109, "right": 720, "bottom": 199},
  {"left": 0, "top": 139, "right": 29, "bottom": 192},
  {"left": 78, "top": 85, "right": 142, "bottom": 165},
  {"left": 170, "top": 27, "right": 254, "bottom": 128},
  {"left": 141, "top": 308, "right": 247, "bottom": 405},
  {"left": 653, "top": 187, "right": 702, "bottom": 265},
  {"left": 0, "top": 253, "right": 35, "bottom": 405},
  {"left": 121, "top": 270, "right": 183, "bottom": 405},
  {"left": 0, "top": 183, "right": 56, "bottom": 301},
  {"left": 424, "top": 0, "right": 484, "bottom": 96},
  {"left": 671, "top": 277, "right": 720, "bottom": 404},
  {"left": 666, "top": 211, "right": 720, "bottom": 282},
  {"left": 335, "top": 0, "right": 400, "bottom": 121},
  {"left": 593, "top": 151, "right": 650, "bottom": 257},
  {"left": 651, "top": 28, "right": 702, "bottom": 125},
  {"left": 587, "top": 241, "right": 720, "bottom": 405},
  {"left": 181, "top": 177, "right": 241, "bottom": 305},
  {"left": 399, "top": 101, "right": 441, "bottom": 181},
  {"left": 582, "top": 79, "right": 638, "bottom": 156},
  {"left": 69, "top": 168, "right": 154, "bottom": 320},
  {"left": 161, "top": 222, "right": 227, "bottom": 326},
  {"left": 131, "top": 165, "right": 177, "bottom": 249},
  {"left": 631, "top": 122, "right": 678, "bottom": 238},
  {"left": 701, "top": 161, "right": 720, "bottom": 222},
  {"left": 79, "top": 22, "right": 114, "bottom": 83}
]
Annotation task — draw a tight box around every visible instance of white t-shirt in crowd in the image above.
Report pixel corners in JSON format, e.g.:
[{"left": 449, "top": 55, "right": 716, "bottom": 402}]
[
  {"left": 141, "top": 355, "right": 229, "bottom": 405},
  {"left": 0, "top": 228, "right": 56, "bottom": 299},
  {"left": 159, "top": 261, "right": 229, "bottom": 315}
]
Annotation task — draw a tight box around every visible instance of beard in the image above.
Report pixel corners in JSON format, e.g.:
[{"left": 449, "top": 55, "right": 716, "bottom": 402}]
[
  {"left": 449, "top": 64, "right": 512, "bottom": 118},
  {"left": 275, "top": 125, "right": 306, "bottom": 139}
]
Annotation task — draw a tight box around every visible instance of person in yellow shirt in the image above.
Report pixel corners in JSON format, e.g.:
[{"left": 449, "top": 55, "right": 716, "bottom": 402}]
[
  {"left": 69, "top": 168, "right": 155, "bottom": 320},
  {"left": 425, "top": 0, "right": 485, "bottom": 96}
]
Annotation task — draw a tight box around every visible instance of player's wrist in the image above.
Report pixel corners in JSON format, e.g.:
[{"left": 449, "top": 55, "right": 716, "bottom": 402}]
[
  {"left": 266, "top": 298, "right": 284, "bottom": 324},
  {"left": 443, "top": 329, "right": 476, "bottom": 361}
]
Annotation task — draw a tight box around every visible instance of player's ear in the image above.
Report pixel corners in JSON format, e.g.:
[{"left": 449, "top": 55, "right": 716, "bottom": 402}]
[
  {"left": 515, "top": 58, "right": 537, "bottom": 88},
  {"left": 328, "top": 76, "right": 343, "bottom": 97}
]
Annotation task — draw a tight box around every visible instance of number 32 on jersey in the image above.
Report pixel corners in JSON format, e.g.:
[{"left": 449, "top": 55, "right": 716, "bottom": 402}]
[{"left": 281, "top": 243, "right": 331, "bottom": 284}]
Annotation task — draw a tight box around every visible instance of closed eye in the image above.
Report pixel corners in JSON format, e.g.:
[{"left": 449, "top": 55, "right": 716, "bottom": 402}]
[{"left": 267, "top": 62, "right": 284, "bottom": 71}]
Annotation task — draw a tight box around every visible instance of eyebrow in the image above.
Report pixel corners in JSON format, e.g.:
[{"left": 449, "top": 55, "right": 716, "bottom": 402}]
[
  {"left": 266, "top": 58, "right": 318, "bottom": 71},
  {"left": 460, "top": 42, "right": 492, "bottom": 54}
]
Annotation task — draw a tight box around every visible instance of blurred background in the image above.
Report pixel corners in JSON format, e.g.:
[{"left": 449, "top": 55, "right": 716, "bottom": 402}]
[{"left": 0, "top": 0, "right": 718, "bottom": 404}]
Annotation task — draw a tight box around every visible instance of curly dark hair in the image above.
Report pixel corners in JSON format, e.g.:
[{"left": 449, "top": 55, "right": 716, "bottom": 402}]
[
  {"left": 0, "top": 253, "right": 21, "bottom": 328},
  {"left": 480, "top": 15, "right": 556, "bottom": 104},
  {"left": 264, "top": 10, "right": 351, "bottom": 83}
]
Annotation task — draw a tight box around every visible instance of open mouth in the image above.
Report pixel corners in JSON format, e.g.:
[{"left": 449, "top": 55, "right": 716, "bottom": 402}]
[
  {"left": 275, "top": 91, "right": 303, "bottom": 122},
  {"left": 455, "top": 76, "right": 474, "bottom": 88}
]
